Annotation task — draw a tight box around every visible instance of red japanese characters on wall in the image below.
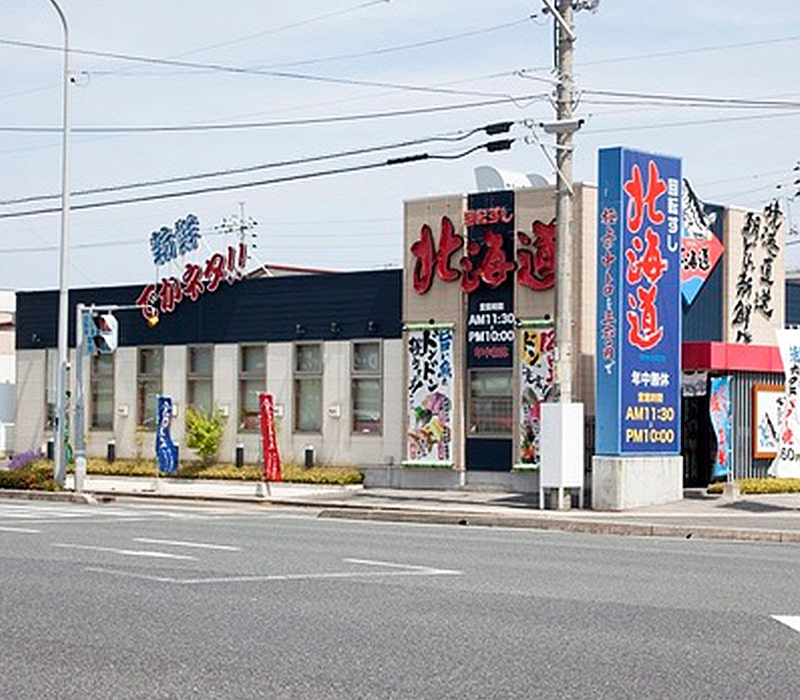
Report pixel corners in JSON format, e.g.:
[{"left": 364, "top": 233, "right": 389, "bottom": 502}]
[{"left": 409, "top": 207, "right": 556, "bottom": 295}]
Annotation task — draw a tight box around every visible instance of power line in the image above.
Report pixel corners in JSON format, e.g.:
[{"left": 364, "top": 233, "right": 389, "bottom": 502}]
[
  {"left": 0, "top": 139, "right": 514, "bottom": 221},
  {"left": 581, "top": 88, "right": 800, "bottom": 109},
  {"left": 172, "top": 0, "right": 391, "bottom": 60},
  {"left": 94, "top": 16, "right": 537, "bottom": 75},
  {"left": 0, "top": 121, "right": 516, "bottom": 207},
  {"left": 0, "top": 36, "right": 521, "bottom": 102},
  {"left": 581, "top": 34, "right": 800, "bottom": 67},
  {"left": 0, "top": 93, "right": 545, "bottom": 134},
  {"left": 582, "top": 108, "right": 800, "bottom": 134}
]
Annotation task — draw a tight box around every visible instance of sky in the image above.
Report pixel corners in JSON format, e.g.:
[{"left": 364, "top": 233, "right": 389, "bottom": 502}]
[{"left": 1, "top": 0, "right": 800, "bottom": 292}]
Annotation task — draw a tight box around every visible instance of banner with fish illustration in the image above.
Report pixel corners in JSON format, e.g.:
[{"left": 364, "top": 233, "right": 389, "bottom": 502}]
[{"left": 406, "top": 327, "right": 454, "bottom": 465}]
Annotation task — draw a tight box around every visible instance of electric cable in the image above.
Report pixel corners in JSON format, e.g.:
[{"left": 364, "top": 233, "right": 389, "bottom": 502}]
[
  {"left": 0, "top": 138, "right": 515, "bottom": 221},
  {"left": 0, "top": 121, "right": 516, "bottom": 207}
]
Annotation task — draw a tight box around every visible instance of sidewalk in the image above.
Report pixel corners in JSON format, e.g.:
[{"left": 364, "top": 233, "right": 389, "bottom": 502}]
[{"left": 5, "top": 475, "right": 800, "bottom": 544}]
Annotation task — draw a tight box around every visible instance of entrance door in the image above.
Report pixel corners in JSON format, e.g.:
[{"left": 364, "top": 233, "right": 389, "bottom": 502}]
[
  {"left": 682, "top": 395, "right": 714, "bottom": 487},
  {"left": 466, "top": 369, "right": 513, "bottom": 471}
]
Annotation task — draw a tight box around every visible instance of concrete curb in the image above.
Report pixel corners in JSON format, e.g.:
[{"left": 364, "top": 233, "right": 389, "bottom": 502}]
[
  {"left": 317, "top": 507, "right": 800, "bottom": 544},
  {"left": 0, "top": 489, "right": 97, "bottom": 504},
  {"left": 5, "top": 487, "right": 800, "bottom": 544}
]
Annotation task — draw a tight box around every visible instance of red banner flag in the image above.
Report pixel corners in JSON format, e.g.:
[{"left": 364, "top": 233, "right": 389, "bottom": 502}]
[{"left": 259, "top": 392, "right": 282, "bottom": 482}]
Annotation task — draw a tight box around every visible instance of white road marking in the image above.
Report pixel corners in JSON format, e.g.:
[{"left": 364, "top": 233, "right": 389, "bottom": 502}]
[
  {"left": 53, "top": 543, "right": 197, "bottom": 560},
  {"left": 772, "top": 615, "right": 800, "bottom": 634},
  {"left": 344, "top": 557, "right": 461, "bottom": 575},
  {"left": 86, "top": 558, "right": 463, "bottom": 585},
  {"left": 0, "top": 525, "right": 41, "bottom": 533},
  {"left": 134, "top": 537, "right": 241, "bottom": 551}
]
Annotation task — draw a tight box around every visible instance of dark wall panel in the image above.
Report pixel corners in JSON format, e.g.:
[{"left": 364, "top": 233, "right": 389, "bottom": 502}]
[{"left": 16, "top": 270, "right": 402, "bottom": 350}]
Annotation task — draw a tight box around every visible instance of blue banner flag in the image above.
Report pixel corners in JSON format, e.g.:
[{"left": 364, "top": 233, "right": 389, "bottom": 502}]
[{"left": 155, "top": 396, "right": 179, "bottom": 475}]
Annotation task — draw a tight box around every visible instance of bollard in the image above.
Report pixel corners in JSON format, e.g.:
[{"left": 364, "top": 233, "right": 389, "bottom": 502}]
[
  {"left": 235, "top": 443, "right": 244, "bottom": 469},
  {"left": 46, "top": 439, "right": 54, "bottom": 461},
  {"left": 304, "top": 445, "right": 314, "bottom": 469},
  {"left": 107, "top": 439, "right": 116, "bottom": 463}
]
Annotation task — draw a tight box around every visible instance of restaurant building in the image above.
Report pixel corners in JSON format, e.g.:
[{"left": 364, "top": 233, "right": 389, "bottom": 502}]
[{"left": 11, "top": 177, "right": 790, "bottom": 492}]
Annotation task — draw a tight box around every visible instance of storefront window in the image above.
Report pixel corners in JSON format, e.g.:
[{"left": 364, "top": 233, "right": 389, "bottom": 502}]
[
  {"left": 294, "top": 343, "right": 322, "bottom": 433},
  {"left": 187, "top": 346, "right": 213, "bottom": 415},
  {"left": 137, "top": 347, "right": 163, "bottom": 430},
  {"left": 352, "top": 341, "right": 381, "bottom": 434},
  {"left": 239, "top": 345, "right": 265, "bottom": 431},
  {"left": 90, "top": 354, "right": 114, "bottom": 430},
  {"left": 468, "top": 369, "right": 513, "bottom": 436}
]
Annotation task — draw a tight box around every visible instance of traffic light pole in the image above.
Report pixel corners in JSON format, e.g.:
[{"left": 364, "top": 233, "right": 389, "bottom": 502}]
[
  {"left": 72, "top": 302, "right": 136, "bottom": 493},
  {"left": 74, "top": 303, "right": 87, "bottom": 493}
]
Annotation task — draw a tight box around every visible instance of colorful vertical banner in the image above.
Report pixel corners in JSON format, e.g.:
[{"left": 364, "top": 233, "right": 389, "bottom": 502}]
[
  {"left": 465, "top": 190, "right": 516, "bottom": 369},
  {"left": 708, "top": 376, "right": 732, "bottom": 480},
  {"left": 769, "top": 329, "right": 800, "bottom": 478},
  {"left": 406, "top": 327, "right": 454, "bottom": 465},
  {"left": 518, "top": 326, "right": 555, "bottom": 468},
  {"left": 155, "top": 396, "right": 178, "bottom": 475},
  {"left": 596, "top": 147, "right": 683, "bottom": 455},
  {"left": 259, "top": 392, "right": 282, "bottom": 482}
]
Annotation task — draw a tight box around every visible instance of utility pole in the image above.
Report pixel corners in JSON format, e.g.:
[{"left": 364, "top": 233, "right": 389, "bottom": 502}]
[
  {"left": 553, "top": 0, "right": 576, "bottom": 404},
  {"left": 216, "top": 202, "right": 257, "bottom": 247}
]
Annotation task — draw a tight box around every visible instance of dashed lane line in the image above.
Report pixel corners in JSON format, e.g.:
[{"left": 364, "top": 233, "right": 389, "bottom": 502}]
[
  {"left": 134, "top": 537, "right": 241, "bottom": 551},
  {"left": 52, "top": 543, "right": 197, "bottom": 561}
]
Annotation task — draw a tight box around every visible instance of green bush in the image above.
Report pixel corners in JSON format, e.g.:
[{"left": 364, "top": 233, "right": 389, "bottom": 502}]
[
  {"left": 84, "top": 458, "right": 363, "bottom": 486},
  {"left": 185, "top": 407, "right": 225, "bottom": 464},
  {"left": 707, "top": 478, "right": 800, "bottom": 495},
  {"left": 0, "top": 461, "right": 57, "bottom": 491}
]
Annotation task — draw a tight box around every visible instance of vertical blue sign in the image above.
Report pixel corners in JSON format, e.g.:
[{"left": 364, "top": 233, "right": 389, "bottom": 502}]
[
  {"left": 596, "top": 147, "right": 682, "bottom": 455},
  {"left": 155, "top": 396, "right": 179, "bottom": 475}
]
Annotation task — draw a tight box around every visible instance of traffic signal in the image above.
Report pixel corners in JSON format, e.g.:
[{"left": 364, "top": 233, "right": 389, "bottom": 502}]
[{"left": 90, "top": 312, "right": 118, "bottom": 354}]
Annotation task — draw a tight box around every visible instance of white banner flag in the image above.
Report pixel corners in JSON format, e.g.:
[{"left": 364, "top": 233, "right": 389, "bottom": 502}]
[{"left": 769, "top": 329, "right": 800, "bottom": 478}]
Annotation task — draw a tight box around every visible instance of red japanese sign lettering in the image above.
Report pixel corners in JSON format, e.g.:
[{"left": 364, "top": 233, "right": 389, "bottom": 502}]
[
  {"left": 410, "top": 217, "right": 462, "bottom": 294},
  {"left": 135, "top": 244, "right": 247, "bottom": 324},
  {"left": 625, "top": 229, "right": 667, "bottom": 350},
  {"left": 623, "top": 160, "right": 666, "bottom": 233},
  {"left": 517, "top": 220, "right": 555, "bottom": 291}
]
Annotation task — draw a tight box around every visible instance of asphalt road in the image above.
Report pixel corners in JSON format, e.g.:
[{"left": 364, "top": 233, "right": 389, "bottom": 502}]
[{"left": 2, "top": 499, "right": 800, "bottom": 699}]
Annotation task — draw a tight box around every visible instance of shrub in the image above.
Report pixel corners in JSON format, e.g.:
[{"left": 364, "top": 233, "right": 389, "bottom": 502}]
[
  {"left": 0, "top": 460, "right": 57, "bottom": 491},
  {"left": 185, "top": 407, "right": 225, "bottom": 464},
  {"left": 707, "top": 478, "right": 800, "bottom": 495},
  {"left": 85, "top": 458, "right": 363, "bottom": 486}
]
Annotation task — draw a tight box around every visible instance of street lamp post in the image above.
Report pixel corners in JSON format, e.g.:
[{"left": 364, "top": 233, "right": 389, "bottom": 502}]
[{"left": 47, "top": 0, "right": 72, "bottom": 487}]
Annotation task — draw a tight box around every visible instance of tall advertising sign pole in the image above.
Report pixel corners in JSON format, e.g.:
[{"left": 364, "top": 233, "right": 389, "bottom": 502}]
[{"left": 593, "top": 147, "right": 684, "bottom": 509}]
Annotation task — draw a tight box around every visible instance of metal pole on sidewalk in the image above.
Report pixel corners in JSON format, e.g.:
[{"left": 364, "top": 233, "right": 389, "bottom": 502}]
[
  {"left": 47, "top": 0, "right": 72, "bottom": 488},
  {"left": 74, "top": 304, "right": 87, "bottom": 493}
]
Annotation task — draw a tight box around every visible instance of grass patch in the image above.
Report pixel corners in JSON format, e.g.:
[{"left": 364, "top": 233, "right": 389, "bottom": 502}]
[{"left": 707, "top": 478, "right": 800, "bottom": 495}]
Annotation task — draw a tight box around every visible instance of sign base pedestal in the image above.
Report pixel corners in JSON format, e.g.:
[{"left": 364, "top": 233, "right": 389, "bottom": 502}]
[{"left": 591, "top": 455, "right": 682, "bottom": 511}]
